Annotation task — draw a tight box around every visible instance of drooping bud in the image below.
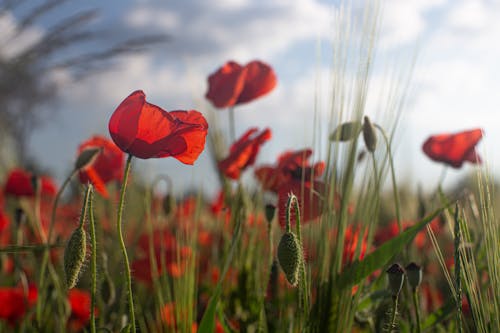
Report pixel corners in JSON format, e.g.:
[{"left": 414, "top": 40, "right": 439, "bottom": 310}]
[
  {"left": 265, "top": 204, "right": 276, "bottom": 224},
  {"left": 386, "top": 263, "right": 405, "bottom": 297},
  {"left": 362, "top": 116, "right": 377, "bottom": 152},
  {"left": 74, "top": 147, "right": 102, "bottom": 171},
  {"left": 277, "top": 231, "right": 303, "bottom": 287},
  {"left": 330, "top": 121, "right": 362, "bottom": 141},
  {"left": 162, "top": 194, "right": 175, "bottom": 216},
  {"left": 64, "top": 226, "right": 86, "bottom": 289},
  {"left": 405, "top": 262, "right": 422, "bottom": 290}
]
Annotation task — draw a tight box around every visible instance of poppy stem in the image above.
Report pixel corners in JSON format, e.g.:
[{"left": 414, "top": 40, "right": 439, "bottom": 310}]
[
  {"left": 116, "top": 154, "right": 136, "bottom": 332},
  {"left": 229, "top": 106, "right": 236, "bottom": 142},
  {"left": 88, "top": 186, "right": 97, "bottom": 333}
]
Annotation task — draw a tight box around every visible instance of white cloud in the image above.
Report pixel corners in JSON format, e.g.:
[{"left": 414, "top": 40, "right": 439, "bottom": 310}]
[{"left": 0, "top": 12, "right": 43, "bottom": 60}]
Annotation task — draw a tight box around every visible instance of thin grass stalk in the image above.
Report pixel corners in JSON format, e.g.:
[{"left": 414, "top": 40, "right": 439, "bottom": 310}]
[
  {"left": 454, "top": 204, "right": 463, "bottom": 333},
  {"left": 88, "top": 185, "right": 97, "bottom": 333},
  {"left": 116, "top": 153, "right": 135, "bottom": 332},
  {"left": 412, "top": 289, "right": 421, "bottom": 333}
]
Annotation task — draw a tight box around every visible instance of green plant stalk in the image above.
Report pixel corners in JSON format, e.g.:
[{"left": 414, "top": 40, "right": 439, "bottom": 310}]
[
  {"left": 117, "top": 154, "right": 136, "bottom": 332},
  {"left": 37, "top": 170, "right": 76, "bottom": 324},
  {"left": 375, "top": 124, "right": 402, "bottom": 232},
  {"left": 390, "top": 295, "right": 399, "bottom": 332},
  {"left": 454, "top": 204, "right": 463, "bottom": 333},
  {"left": 88, "top": 186, "right": 97, "bottom": 333},
  {"left": 412, "top": 289, "right": 421, "bottom": 333}
]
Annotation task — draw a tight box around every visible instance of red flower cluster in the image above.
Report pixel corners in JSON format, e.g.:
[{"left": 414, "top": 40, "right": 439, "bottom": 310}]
[
  {"left": 422, "top": 128, "right": 483, "bottom": 168},
  {"left": 109, "top": 90, "right": 208, "bottom": 164},
  {"left": 255, "top": 149, "right": 326, "bottom": 227},
  {"left": 4, "top": 168, "right": 57, "bottom": 198},
  {"left": 77, "top": 135, "right": 124, "bottom": 198},
  {"left": 0, "top": 284, "right": 37, "bottom": 326},
  {"left": 206, "top": 60, "right": 277, "bottom": 108},
  {"left": 218, "top": 127, "right": 272, "bottom": 179}
]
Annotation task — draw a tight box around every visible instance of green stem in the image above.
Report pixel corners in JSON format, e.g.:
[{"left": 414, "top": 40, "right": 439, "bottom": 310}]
[
  {"left": 88, "top": 186, "right": 97, "bottom": 333},
  {"left": 454, "top": 204, "right": 462, "bottom": 333},
  {"left": 390, "top": 295, "right": 399, "bottom": 332},
  {"left": 117, "top": 154, "right": 136, "bottom": 332},
  {"left": 375, "top": 125, "right": 402, "bottom": 233},
  {"left": 412, "top": 289, "right": 421, "bottom": 333}
]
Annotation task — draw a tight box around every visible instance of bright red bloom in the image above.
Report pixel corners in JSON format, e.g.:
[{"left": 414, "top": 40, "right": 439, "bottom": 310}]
[
  {"left": 4, "top": 168, "right": 57, "bottom": 198},
  {"left": 255, "top": 149, "right": 325, "bottom": 193},
  {"left": 109, "top": 90, "right": 208, "bottom": 163},
  {"left": 68, "top": 289, "right": 97, "bottom": 331},
  {"left": 206, "top": 60, "right": 277, "bottom": 108},
  {"left": 422, "top": 128, "right": 483, "bottom": 168},
  {"left": 77, "top": 135, "right": 124, "bottom": 198},
  {"left": 218, "top": 127, "right": 272, "bottom": 179},
  {"left": 0, "top": 284, "right": 37, "bottom": 325}
]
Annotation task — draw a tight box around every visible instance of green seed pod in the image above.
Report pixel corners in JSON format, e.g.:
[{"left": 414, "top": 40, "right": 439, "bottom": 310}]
[
  {"left": 386, "top": 263, "right": 405, "bottom": 297},
  {"left": 265, "top": 204, "right": 276, "bottom": 224},
  {"left": 405, "top": 262, "right": 423, "bottom": 290},
  {"left": 74, "top": 147, "right": 102, "bottom": 171},
  {"left": 330, "top": 121, "right": 362, "bottom": 141},
  {"left": 64, "top": 227, "right": 87, "bottom": 289},
  {"left": 277, "top": 232, "right": 302, "bottom": 287},
  {"left": 362, "top": 116, "right": 377, "bottom": 152}
]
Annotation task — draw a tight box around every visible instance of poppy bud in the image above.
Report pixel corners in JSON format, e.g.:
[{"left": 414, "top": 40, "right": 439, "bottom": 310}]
[
  {"left": 74, "top": 147, "right": 102, "bottom": 171},
  {"left": 277, "top": 231, "right": 303, "bottom": 287},
  {"left": 362, "top": 116, "right": 377, "bottom": 152},
  {"left": 64, "top": 226, "right": 87, "bottom": 289},
  {"left": 386, "top": 263, "right": 405, "bottom": 297},
  {"left": 405, "top": 262, "right": 422, "bottom": 290},
  {"left": 162, "top": 194, "right": 175, "bottom": 216},
  {"left": 265, "top": 204, "right": 276, "bottom": 224},
  {"left": 330, "top": 121, "right": 362, "bottom": 141}
]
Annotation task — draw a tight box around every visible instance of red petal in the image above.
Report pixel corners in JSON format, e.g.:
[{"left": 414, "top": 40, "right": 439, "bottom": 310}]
[
  {"left": 109, "top": 90, "right": 145, "bottom": 153},
  {"left": 206, "top": 61, "right": 247, "bottom": 108},
  {"left": 237, "top": 60, "right": 277, "bottom": 105}
]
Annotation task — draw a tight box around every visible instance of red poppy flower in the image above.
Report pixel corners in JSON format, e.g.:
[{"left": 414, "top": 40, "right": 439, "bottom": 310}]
[
  {"left": 68, "top": 289, "right": 97, "bottom": 331},
  {"left": 218, "top": 127, "right": 272, "bottom": 179},
  {"left": 255, "top": 149, "right": 325, "bottom": 193},
  {"left": 206, "top": 60, "right": 277, "bottom": 108},
  {"left": 4, "top": 168, "right": 57, "bottom": 198},
  {"left": 422, "top": 128, "right": 483, "bottom": 168},
  {"left": 77, "top": 135, "right": 124, "bottom": 198},
  {"left": 109, "top": 90, "right": 208, "bottom": 164},
  {"left": 0, "top": 284, "right": 37, "bottom": 325}
]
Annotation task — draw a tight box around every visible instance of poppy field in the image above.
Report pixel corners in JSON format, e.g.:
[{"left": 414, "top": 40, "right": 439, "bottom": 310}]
[{"left": 0, "top": 6, "right": 498, "bottom": 333}]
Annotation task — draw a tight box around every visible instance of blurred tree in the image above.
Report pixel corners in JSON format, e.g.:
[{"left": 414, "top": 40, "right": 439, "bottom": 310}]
[{"left": 0, "top": 0, "right": 166, "bottom": 172}]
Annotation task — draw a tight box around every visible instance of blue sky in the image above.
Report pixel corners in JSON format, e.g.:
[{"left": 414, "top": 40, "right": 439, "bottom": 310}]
[{"left": 3, "top": 0, "right": 499, "bottom": 196}]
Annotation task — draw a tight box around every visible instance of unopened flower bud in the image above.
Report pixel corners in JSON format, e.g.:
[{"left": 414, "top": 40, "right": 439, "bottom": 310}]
[
  {"left": 277, "top": 232, "right": 303, "bottom": 287},
  {"left": 362, "top": 116, "right": 377, "bottom": 152},
  {"left": 405, "top": 262, "right": 422, "bottom": 290},
  {"left": 330, "top": 121, "right": 362, "bottom": 141},
  {"left": 64, "top": 226, "right": 86, "bottom": 289},
  {"left": 74, "top": 147, "right": 102, "bottom": 171},
  {"left": 386, "top": 263, "right": 405, "bottom": 296},
  {"left": 162, "top": 194, "right": 175, "bottom": 216},
  {"left": 265, "top": 204, "right": 276, "bottom": 224}
]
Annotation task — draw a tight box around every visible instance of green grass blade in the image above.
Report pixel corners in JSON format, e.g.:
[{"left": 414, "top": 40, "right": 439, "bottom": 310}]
[{"left": 336, "top": 207, "right": 444, "bottom": 290}]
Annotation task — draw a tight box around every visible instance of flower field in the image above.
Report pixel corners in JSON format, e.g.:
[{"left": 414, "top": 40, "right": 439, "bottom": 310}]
[{"left": 0, "top": 4, "right": 498, "bottom": 333}]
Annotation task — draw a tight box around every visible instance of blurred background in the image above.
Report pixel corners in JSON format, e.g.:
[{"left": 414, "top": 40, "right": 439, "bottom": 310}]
[{"left": 0, "top": 0, "right": 498, "bottom": 196}]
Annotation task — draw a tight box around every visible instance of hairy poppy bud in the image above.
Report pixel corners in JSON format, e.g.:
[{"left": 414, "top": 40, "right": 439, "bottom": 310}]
[
  {"left": 74, "top": 147, "right": 102, "bottom": 171},
  {"left": 277, "top": 232, "right": 303, "bottom": 287},
  {"left": 64, "top": 227, "right": 86, "bottom": 289},
  {"left": 265, "top": 204, "right": 276, "bottom": 224},
  {"left": 386, "top": 263, "right": 405, "bottom": 297},
  {"left": 330, "top": 121, "right": 362, "bottom": 141},
  {"left": 405, "top": 262, "right": 422, "bottom": 290},
  {"left": 362, "top": 116, "right": 377, "bottom": 152}
]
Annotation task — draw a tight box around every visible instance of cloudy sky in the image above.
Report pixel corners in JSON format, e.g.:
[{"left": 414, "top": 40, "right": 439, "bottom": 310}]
[{"left": 4, "top": 0, "right": 499, "bottom": 196}]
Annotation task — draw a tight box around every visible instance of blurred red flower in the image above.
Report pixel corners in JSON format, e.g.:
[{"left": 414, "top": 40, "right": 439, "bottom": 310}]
[
  {"left": 422, "top": 128, "right": 483, "bottom": 168},
  {"left": 4, "top": 168, "right": 57, "bottom": 198},
  {"left": 255, "top": 149, "right": 325, "bottom": 193},
  {"left": 206, "top": 60, "right": 277, "bottom": 108},
  {"left": 0, "top": 284, "right": 37, "bottom": 326},
  {"left": 218, "top": 127, "right": 272, "bottom": 179},
  {"left": 109, "top": 90, "right": 208, "bottom": 163},
  {"left": 68, "top": 289, "right": 97, "bottom": 331},
  {"left": 77, "top": 135, "right": 124, "bottom": 198}
]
